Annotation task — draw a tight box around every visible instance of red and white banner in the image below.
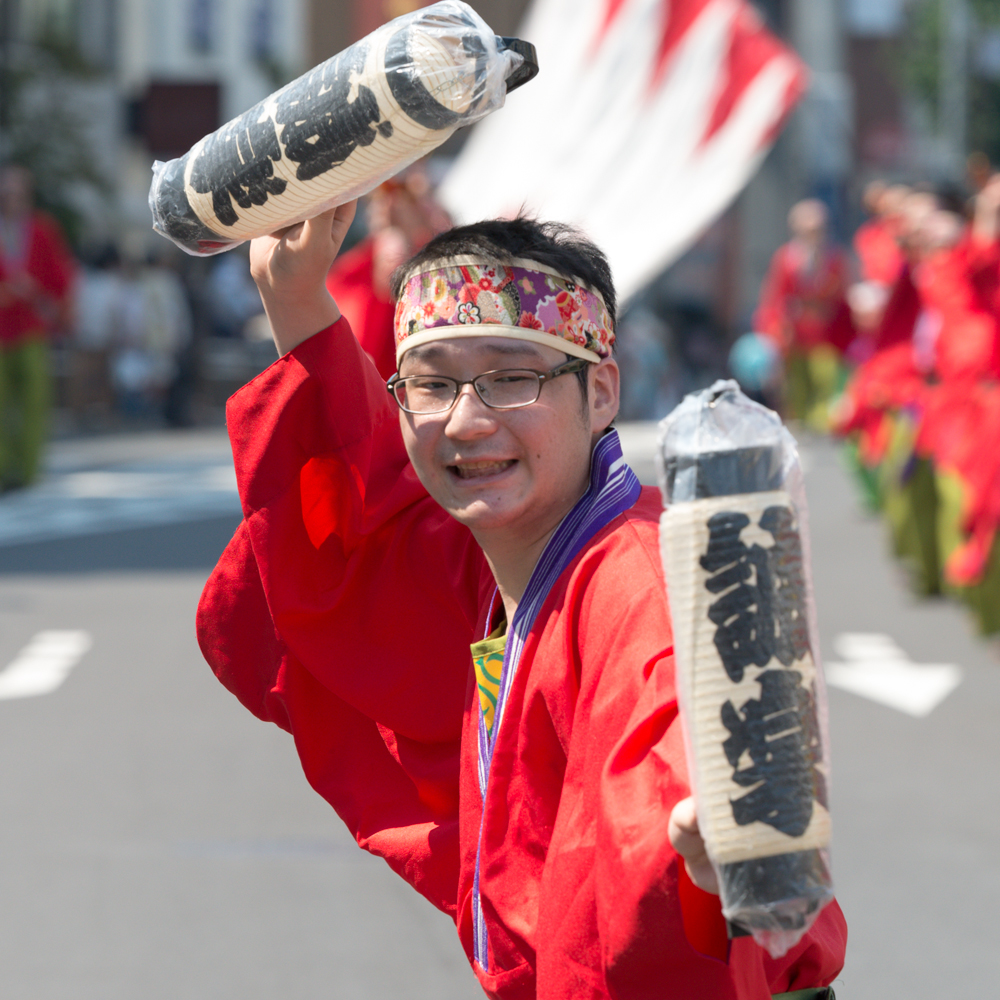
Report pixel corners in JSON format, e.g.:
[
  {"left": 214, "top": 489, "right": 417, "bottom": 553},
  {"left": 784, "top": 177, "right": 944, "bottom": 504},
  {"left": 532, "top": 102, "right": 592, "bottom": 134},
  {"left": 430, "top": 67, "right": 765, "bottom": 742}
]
[{"left": 439, "top": 0, "right": 806, "bottom": 300}]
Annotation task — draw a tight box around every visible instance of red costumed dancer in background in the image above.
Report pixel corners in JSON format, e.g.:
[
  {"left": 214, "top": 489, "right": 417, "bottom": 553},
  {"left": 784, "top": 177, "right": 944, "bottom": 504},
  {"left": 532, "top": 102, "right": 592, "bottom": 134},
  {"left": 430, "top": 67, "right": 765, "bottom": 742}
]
[
  {"left": 926, "top": 177, "right": 1000, "bottom": 608},
  {"left": 754, "top": 198, "right": 854, "bottom": 429},
  {"left": 0, "top": 165, "right": 75, "bottom": 489},
  {"left": 836, "top": 183, "right": 1000, "bottom": 615},
  {"left": 197, "top": 204, "right": 846, "bottom": 998},
  {"left": 853, "top": 181, "right": 907, "bottom": 289},
  {"left": 847, "top": 182, "right": 908, "bottom": 366}
]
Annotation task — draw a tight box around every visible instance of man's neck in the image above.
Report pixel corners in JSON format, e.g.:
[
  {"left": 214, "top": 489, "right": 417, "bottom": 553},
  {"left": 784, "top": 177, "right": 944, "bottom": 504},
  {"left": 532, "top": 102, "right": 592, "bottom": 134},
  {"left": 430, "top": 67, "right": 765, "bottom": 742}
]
[
  {"left": 474, "top": 471, "right": 599, "bottom": 624},
  {"left": 475, "top": 524, "right": 558, "bottom": 626},
  {"left": 482, "top": 428, "right": 613, "bottom": 623}
]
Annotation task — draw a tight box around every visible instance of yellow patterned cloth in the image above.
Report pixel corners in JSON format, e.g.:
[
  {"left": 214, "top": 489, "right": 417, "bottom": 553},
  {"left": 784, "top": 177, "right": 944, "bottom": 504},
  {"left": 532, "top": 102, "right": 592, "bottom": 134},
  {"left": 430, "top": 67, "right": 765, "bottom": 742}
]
[{"left": 470, "top": 621, "right": 506, "bottom": 739}]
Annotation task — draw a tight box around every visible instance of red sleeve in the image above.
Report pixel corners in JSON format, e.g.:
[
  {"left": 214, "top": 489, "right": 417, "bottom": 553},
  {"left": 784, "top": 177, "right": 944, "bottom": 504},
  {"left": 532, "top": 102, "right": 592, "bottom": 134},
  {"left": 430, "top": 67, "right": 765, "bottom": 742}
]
[
  {"left": 921, "top": 249, "right": 1000, "bottom": 382},
  {"left": 197, "top": 317, "right": 488, "bottom": 914},
  {"left": 960, "top": 229, "right": 1000, "bottom": 314},
  {"left": 853, "top": 221, "right": 875, "bottom": 281},
  {"left": 824, "top": 250, "right": 855, "bottom": 353},
  {"left": 855, "top": 220, "right": 903, "bottom": 286},
  {"left": 532, "top": 507, "right": 846, "bottom": 998}
]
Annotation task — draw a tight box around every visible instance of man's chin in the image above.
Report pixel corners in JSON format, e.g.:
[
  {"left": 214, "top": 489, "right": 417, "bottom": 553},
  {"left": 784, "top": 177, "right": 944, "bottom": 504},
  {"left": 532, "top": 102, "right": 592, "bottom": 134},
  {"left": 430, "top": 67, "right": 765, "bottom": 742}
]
[{"left": 446, "top": 500, "right": 521, "bottom": 534}]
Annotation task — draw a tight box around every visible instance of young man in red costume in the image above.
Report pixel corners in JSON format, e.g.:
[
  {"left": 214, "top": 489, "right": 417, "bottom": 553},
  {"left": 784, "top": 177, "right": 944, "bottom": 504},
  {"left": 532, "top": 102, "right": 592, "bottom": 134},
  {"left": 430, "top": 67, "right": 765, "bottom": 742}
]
[{"left": 197, "top": 202, "right": 846, "bottom": 999}]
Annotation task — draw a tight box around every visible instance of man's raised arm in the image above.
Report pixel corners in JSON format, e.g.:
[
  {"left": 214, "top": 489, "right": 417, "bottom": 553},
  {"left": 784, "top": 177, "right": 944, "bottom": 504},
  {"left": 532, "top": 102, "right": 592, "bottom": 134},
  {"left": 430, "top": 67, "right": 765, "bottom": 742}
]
[{"left": 250, "top": 200, "right": 357, "bottom": 355}]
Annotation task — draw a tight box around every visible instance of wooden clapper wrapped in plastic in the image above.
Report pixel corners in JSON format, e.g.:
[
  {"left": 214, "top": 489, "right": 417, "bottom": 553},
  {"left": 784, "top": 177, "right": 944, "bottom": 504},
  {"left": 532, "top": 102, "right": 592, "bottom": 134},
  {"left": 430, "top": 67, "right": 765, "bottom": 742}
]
[
  {"left": 656, "top": 380, "right": 834, "bottom": 958},
  {"left": 149, "top": 0, "right": 537, "bottom": 255}
]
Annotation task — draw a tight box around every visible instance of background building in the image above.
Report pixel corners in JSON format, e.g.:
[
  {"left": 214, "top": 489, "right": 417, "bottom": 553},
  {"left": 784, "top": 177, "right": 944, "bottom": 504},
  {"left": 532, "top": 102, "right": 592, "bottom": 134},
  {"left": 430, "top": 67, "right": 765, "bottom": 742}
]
[
  {"left": 0, "top": 0, "right": 308, "bottom": 248},
  {"left": 308, "top": 0, "right": 531, "bottom": 67},
  {"left": 2, "top": 0, "right": 996, "bottom": 413}
]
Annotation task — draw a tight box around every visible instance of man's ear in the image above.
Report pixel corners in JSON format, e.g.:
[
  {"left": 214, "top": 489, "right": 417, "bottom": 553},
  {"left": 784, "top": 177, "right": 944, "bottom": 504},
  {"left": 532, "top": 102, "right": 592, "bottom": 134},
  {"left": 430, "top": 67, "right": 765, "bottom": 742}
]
[{"left": 590, "top": 358, "right": 620, "bottom": 434}]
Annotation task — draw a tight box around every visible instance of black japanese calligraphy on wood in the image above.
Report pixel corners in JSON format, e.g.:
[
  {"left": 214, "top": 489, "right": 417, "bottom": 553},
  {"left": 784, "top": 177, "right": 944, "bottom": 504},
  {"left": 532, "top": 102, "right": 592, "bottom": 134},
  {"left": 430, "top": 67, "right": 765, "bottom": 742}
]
[
  {"left": 759, "top": 506, "right": 812, "bottom": 668},
  {"left": 151, "top": 3, "right": 539, "bottom": 254},
  {"left": 721, "top": 669, "right": 827, "bottom": 836},
  {"left": 700, "top": 505, "right": 812, "bottom": 682},
  {"left": 385, "top": 7, "right": 486, "bottom": 129},
  {"left": 186, "top": 38, "right": 395, "bottom": 229},
  {"left": 275, "top": 42, "right": 394, "bottom": 184},
  {"left": 188, "top": 113, "right": 288, "bottom": 228}
]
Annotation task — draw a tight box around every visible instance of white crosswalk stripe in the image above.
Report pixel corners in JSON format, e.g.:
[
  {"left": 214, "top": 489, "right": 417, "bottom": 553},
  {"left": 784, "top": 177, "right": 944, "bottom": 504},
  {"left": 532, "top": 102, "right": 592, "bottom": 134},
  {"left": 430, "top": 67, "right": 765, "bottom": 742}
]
[
  {"left": 825, "top": 633, "right": 962, "bottom": 718},
  {"left": 0, "top": 453, "right": 240, "bottom": 548},
  {"left": 0, "top": 631, "right": 92, "bottom": 700}
]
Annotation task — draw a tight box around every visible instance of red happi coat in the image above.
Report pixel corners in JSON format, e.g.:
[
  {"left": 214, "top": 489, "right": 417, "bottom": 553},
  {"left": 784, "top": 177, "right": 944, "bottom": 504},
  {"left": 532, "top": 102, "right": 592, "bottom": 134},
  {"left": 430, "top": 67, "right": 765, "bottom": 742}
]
[
  {"left": 196, "top": 317, "right": 847, "bottom": 999},
  {"left": 915, "top": 238, "right": 1000, "bottom": 584},
  {"left": 837, "top": 238, "right": 1000, "bottom": 585},
  {"left": 854, "top": 218, "right": 904, "bottom": 287},
  {"left": 0, "top": 211, "right": 75, "bottom": 344},
  {"left": 936, "top": 234, "right": 1000, "bottom": 582},
  {"left": 960, "top": 231, "right": 1000, "bottom": 319},
  {"left": 754, "top": 241, "right": 854, "bottom": 354},
  {"left": 915, "top": 241, "right": 1000, "bottom": 384}
]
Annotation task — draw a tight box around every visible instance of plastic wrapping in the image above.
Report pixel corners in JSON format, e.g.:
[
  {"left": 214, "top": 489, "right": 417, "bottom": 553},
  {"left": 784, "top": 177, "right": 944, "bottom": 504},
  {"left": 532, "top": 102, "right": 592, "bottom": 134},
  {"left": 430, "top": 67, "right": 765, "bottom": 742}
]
[
  {"left": 656, "top": 380, "right": 833, "bottom": 958},
  {"left": 149, "top": 1, "right": 537, "bottom": 256}
]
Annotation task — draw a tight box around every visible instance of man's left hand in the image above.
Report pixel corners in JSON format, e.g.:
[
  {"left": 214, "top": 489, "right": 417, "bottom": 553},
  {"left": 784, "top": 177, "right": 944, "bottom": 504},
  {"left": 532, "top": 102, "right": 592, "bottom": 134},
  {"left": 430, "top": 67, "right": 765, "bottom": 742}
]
[{"left": 668, "top": 796, "right": 719, "bottom": 894}]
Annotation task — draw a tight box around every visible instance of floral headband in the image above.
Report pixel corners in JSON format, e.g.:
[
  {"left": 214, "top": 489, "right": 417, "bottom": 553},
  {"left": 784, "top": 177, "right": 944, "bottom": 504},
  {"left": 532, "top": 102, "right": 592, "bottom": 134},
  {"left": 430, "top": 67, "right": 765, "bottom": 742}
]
[{"left": 393, "top": 255, "right": 615, "bottom": 365}]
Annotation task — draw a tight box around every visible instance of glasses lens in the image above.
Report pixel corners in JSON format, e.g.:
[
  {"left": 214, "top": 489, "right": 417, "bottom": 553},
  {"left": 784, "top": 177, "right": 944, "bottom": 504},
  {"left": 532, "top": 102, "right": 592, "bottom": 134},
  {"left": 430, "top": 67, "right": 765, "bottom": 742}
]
[
  {"left": 475, "top": 370, "right": 541, "bottom": 408},
  {"left": 395, "top": 376, "right": 457, "bottom": 413}
]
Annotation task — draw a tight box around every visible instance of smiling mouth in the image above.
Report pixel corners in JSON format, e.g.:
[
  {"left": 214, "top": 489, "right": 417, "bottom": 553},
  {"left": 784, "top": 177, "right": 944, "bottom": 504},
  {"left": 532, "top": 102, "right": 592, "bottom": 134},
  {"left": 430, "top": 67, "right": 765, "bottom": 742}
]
[{"left": 451, "top": 459, "right": 516, "bottom": 480}]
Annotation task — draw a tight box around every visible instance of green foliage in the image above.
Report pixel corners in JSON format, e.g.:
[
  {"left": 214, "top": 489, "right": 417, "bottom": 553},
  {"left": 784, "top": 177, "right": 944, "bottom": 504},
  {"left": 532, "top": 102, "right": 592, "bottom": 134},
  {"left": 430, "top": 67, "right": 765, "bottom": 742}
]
[
  {"left": 255, "top": 55, "right": 294, "bottom": 93},
  {"left": 31, "top": 15, "right": 104, "bottom": 77},
  {"left": 0, "top": 31, "right": 109, "bottom": 249},
  {"left": 901, "top": 0, "right": 1000, "bottom": 165},
  {"left": 900, "top": 0, "right": 940, "bottom": 114}
]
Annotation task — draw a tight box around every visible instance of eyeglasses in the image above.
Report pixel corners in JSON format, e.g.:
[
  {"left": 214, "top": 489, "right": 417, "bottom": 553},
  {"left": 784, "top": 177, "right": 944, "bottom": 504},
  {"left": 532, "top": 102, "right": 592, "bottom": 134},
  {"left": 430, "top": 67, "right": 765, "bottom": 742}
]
[{"left": 387, "top": 357, "right": 590, "bottom": 415}]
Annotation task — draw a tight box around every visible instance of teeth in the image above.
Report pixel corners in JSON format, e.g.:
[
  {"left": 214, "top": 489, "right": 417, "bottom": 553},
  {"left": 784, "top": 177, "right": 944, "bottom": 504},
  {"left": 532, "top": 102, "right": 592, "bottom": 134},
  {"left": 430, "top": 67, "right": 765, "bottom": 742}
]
[{"left": 454, "top": 460, "right": 514, "bottom": 479}]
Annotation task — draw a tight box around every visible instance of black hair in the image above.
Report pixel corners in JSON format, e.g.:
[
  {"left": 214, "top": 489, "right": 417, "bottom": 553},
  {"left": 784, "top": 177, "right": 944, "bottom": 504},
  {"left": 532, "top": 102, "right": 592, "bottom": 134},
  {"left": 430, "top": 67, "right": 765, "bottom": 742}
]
[
  {"left": 389, "top": 215, "right": 617, "bottom": 329},
  {"left": 390, "top": 216, "right": 616, "bottom": 402}
]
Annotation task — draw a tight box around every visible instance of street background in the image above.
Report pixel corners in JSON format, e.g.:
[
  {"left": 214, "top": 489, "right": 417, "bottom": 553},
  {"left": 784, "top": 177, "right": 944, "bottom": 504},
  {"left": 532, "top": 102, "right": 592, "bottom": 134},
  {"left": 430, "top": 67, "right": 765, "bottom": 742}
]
[
  {"left": 0, "top": 425, "right": 995, "bottom": 998},
  {"left": 0, "top": 0, "right": 983, "bottom": 429},
  {"left": 2, "top": 0, "right": 1000, "bottom": 996}
]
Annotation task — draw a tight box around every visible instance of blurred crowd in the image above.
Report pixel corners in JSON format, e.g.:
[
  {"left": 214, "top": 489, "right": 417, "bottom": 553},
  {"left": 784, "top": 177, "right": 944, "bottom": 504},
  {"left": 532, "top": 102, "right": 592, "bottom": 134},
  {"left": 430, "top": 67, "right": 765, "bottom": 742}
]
[
  {"left": 737, "top": 166, "right": 1000, "bottom": 636},
  {"left": 72, "top": 241, "right": 195, "bottom": 424},
  {"left": 11, "top": 143, "right": 1000, "bottom": 643},
  {"left": 0, "top": 159, "right": 456, "bottom": 494},
  {"left": 0, "top": 149, "right": 732, "bottom": 498},
  {"left": 0, "top": 160, "right": 220, "bottom": 490}
]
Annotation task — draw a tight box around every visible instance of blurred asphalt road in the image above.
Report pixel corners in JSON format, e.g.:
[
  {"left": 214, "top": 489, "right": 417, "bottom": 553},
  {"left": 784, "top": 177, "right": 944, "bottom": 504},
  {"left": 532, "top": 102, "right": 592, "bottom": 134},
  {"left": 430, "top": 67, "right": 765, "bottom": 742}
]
[
  {"left": 0, "top": 424, "right": 996, "bottom": 998},
  {"left": 0, "top": 429, "right": 481, "bottom": 1000}
]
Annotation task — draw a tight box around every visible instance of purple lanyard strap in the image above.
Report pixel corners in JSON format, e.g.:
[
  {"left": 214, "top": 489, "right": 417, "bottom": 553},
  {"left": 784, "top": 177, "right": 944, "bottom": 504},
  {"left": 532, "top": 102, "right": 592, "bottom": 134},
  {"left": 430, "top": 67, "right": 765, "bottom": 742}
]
[{"left": 473, "top": 429, "right": 642, "bottom": 970}]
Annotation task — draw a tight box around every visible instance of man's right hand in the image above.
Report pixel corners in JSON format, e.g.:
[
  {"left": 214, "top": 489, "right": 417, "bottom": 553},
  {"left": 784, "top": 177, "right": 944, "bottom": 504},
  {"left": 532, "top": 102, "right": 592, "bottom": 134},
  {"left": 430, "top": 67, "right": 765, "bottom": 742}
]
[{"left": 250, "top": 200, "right": 358, "bottom": 356}]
